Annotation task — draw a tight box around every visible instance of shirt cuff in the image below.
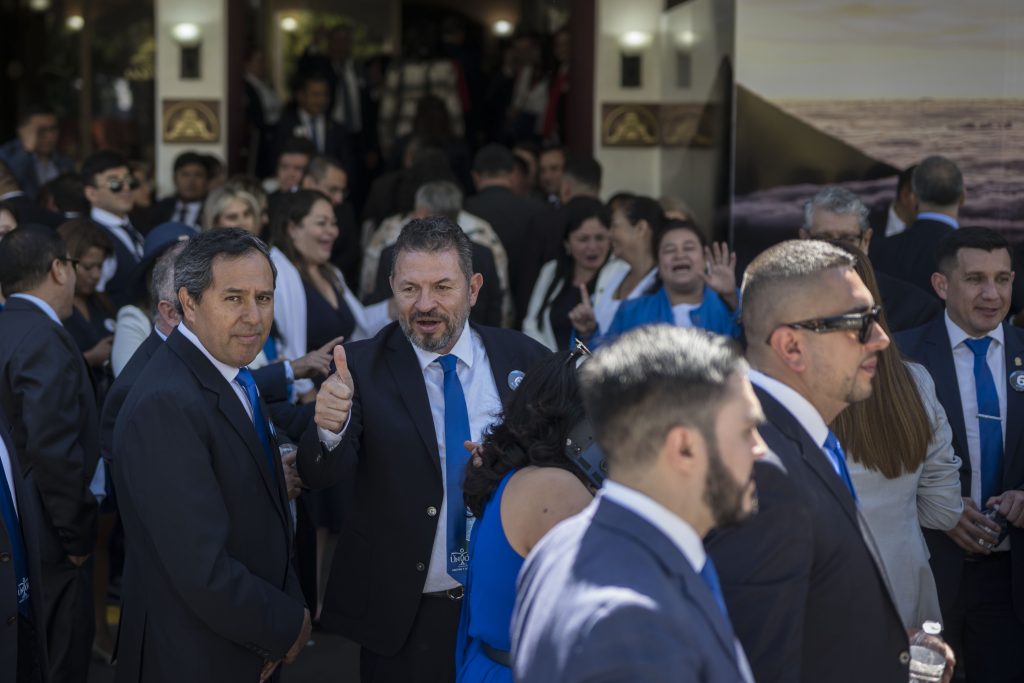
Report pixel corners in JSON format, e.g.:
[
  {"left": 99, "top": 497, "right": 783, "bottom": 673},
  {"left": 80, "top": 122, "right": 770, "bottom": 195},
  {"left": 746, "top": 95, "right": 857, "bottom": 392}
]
[{"left": 318, "top": 411, "right": 351, "bottom": 451}]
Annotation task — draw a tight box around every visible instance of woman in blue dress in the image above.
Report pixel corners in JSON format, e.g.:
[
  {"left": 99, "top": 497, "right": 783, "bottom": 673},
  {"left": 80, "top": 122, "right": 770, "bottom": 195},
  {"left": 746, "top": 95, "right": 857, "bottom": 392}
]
[{"left": 457, "top": 350, "right": 596, "bottom": 682}]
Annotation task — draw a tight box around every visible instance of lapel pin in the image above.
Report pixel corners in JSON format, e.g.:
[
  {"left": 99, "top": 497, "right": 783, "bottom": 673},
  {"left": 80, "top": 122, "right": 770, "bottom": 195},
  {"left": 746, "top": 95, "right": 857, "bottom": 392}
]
[
  {"left": 1010, "top": 366, "right": 1024, "bottom": 393},
  {"left": 508, "top": 370, "right": 525, "bottom": 390}
]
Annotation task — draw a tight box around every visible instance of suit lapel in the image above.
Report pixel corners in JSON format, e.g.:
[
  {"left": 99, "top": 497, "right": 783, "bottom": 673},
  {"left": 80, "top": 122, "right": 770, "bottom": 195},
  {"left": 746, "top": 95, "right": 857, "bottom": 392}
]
[
  {"left": 476, "top": 325, "right": 517, "bottom": 405},
  {"left": 167, "top": 331, "right": 288, "bottom": 530},
  {"left": 1002, "top": 323, "right": 1024, "bottom": 488},
  {"left": 918, "top": 318, "right": 971, "bottom": 495},
  {"left": 384, "top": 328, "right": 441, "bottom": 476}
]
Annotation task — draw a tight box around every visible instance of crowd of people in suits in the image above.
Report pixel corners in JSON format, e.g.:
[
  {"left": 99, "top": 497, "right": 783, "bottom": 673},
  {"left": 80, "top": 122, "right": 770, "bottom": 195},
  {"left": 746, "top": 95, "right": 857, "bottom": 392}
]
[{"left": 0, "top": 27, "right": 1023, "bottom": 683}]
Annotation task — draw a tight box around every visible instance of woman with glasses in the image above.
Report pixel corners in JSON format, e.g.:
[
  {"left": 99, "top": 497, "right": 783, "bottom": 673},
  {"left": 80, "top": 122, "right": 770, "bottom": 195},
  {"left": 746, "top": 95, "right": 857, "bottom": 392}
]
[
  {"left": 830, "top": 243, "right": 963, "bottom": 628},
  {"left": 457, "top": 349, "right": 595, "bottom": 683},
  {"left": 523, "top": 197, "right": 612, "bottom": 351}
]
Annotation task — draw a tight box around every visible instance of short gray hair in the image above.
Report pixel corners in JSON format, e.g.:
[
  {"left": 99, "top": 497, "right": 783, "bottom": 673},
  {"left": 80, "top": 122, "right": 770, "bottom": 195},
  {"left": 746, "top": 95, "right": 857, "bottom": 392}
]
[
  {"left": 150, "top": 241, "right": 186, "bottom": 318},
  {"left": 912, "top": 155, "right": 963, "bottom": 207},
  {"left": 414, "top": 181, "right": 463, "bottom": 223},
  {"left": 173, "top": 228, "right": 276, "bottom": 314},
  {"left": 803, "top": 186, "right": 869, "bottom": 233}
]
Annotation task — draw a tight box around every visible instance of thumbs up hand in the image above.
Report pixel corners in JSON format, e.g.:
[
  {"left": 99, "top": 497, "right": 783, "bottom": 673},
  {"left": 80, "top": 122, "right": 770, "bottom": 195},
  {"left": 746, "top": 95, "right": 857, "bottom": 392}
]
[{"left": 315, "top": 345, "right": 355, "bottom": 433}]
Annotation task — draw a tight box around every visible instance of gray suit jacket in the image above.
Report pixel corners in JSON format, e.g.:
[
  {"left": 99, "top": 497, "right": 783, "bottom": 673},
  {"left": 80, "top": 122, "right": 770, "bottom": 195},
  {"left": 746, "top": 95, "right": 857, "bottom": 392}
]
[{"left": 511, "top": 495, "right": 747, "bottom": 682}]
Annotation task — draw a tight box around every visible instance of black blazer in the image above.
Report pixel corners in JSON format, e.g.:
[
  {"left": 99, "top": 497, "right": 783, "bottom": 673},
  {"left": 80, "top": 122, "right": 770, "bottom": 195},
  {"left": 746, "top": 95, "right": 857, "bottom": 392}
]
[
  {"left": 0, "top": 411, "right": 48, "bottom": 679},
  {"left": 896, "top": 318, "right": 1024, "bottom": 622},
  {"left": 516, "top": 204, "right": 568, "bottom": 327},
  {"left": 873, "top": 217, "right": 955, "bottom": 297},
  {"left": 0, "top": 297, "right": 100, "bottom": 560},
  {"left": 876, "top": 270, "right": 943, "bottom": 333},
  {"left": 95, "top": 222, "right": 143, "bottom": 310},
  {"left": 111, "top": 329, "right": 313, "bottom": 682},
  {"left": 301, "top": 321, "right": 548, "bottom": 655},
  {"left": 706, "top": 386, "right": 909, "bottom": 683},
  {"left": 149, "top": 196, "right": 204, "bottom": 228},
  {"left": 275, "top": 107, "right": 355, "bottom": 176}
]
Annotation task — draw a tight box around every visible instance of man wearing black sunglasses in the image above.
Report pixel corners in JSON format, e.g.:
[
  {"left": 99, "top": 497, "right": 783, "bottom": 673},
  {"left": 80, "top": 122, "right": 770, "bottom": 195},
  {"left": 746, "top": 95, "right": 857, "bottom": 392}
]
[
  {"left": 82, "top": 150, "right": 143, "bottom": 309},
  {"left": 705, "top": 239, "right": 913, "bottom": 683}
]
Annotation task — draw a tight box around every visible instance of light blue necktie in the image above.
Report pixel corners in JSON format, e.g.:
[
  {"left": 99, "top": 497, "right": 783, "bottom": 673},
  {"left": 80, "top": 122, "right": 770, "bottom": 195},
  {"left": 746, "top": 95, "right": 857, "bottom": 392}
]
[
  {"left": 235, "top": 367, "right": 277, "bottom": 480},
  {"left": 437, "top": 354, "right": 472, "bottom": 582},
  {"left": 823, "top": 430, "right": 858, "bottom": 503},
  {"left": 964, "top": 337, "right": 1003, "bottom": 503},
  {"left": 0, "top": 462, "right": 29, "bottom": 617}
]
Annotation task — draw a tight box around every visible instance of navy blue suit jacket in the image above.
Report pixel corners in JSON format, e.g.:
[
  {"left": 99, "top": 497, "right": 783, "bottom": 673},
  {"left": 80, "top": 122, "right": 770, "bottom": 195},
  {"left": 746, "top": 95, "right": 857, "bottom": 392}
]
[
  {"left": 896, "top": 317, "right": 1024, "bottom": 621},
  {"left": 873, "top": 217, "right": 955, "bottom": 297}
]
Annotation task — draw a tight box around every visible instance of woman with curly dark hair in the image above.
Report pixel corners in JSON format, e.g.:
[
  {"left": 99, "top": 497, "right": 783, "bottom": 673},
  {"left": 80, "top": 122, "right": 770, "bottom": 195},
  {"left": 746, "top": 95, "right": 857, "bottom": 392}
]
[{"left": 457, "top": 349, "right": 595, "bottom": 682}]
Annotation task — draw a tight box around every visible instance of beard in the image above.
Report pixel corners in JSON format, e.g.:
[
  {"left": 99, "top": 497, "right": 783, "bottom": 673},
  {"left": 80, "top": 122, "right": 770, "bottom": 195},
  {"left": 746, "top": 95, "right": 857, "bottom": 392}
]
[
  {"left": 399, "top": 304, "right": 470, "bottom": 353},
  {"left": 703, "top": 435, "right": 756, "bottom": 529}
]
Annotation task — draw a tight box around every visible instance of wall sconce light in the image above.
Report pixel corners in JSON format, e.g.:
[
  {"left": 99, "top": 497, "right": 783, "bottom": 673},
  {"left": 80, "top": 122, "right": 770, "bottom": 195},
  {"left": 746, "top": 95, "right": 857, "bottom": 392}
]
[
  {"left": 28, "top": 0, "right": 51, "bottom": 11},
  {"left": 280, "top": 16, "right": 299, "bottom": 33},
  {"left": 676, "top": 30, "right": 696, "bottom": 47},
  {"left": 66, "top": 14, "right": 84, "bottom": 31},
  {"left": 171, "top": 22, "right": 202, "bottom": 80},
  {"left": 492, "top": 20, "right": 514, "bottom": 37},
  {"left": 618, "top": 31, "right": 651, "bottom": 89}
]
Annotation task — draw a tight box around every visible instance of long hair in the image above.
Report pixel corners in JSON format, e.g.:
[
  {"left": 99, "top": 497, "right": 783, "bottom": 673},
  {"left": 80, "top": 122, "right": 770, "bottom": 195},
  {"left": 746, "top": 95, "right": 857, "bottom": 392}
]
[
  {"left": 535, "top": 197, "right": 610, "bottom": 330},
  {"left": 463, "top": 351, "right": 587, "bottom": 518},
  {"left": 269, "top": 189, "right": 337, "bottom": 286},
  {"left": 830, "top": 243, "right": 930, "bottom": 477}
]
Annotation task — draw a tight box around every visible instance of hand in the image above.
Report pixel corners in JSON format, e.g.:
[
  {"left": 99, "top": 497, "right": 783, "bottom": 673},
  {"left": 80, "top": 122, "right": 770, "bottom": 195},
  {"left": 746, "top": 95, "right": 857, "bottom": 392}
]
[
  {"left": 290, "top": 335, "right": 344, "bottom": 380},
  {"left": 83, "top": 336, "right": 114, "bottom": 368},
  {"left": 281, "top": 450, "right": 304, "bottom": 500},
  {"left": 568, "top": 284, "right": 597, "bottom": 338},
  {"left": 18, "top": 120, "right": 38, "bottom": 153},
  {"left": 986, "top": 490, "right": 1024, "bottom": 527},
  {"left": 702, "top": 242, "right": 738, "bottom": 310},
  {"left": 906, "top": 628, "right": 956, "bottom": 683},
  {"left": 284, "top": 608, "right": 312, "bottom": 664},
  {"left": 465, "top": 440, "right": 483, "bottom": 468},
  {"left": 67, "top": 554, "right": 89, "bottom": 567},
  {"left": 314, "top": 346, "right": 354, "bottom": 433},
  {"left": 946, "top": 497, "right": 1001, "bottom": 554},
  {"left": 259, "top": 660, "right": 279, "bottom": 682}
]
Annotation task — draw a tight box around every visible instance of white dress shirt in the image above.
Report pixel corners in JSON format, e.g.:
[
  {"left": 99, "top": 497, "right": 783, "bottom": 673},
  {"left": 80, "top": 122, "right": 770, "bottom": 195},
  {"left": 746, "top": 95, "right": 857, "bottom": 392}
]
[
  {"left": 298, "top": 110, "right": 327, "bottom": 154},
  {"left": 884, "top": 204, "right": 906, "bottom": 238},
  {"left": 172, "top": 199, "right": 203, "bottom": 228},
  {"left": 177, "top": 323, "right": 254, "bottom": 422},
  {"left": 945, "top": 312, "right": 1007, "bottom": 513},
  {"left": 601, "top": 481, "right": 754, "bottom": 682},
  {"left": 91, "top": 207, "right": 142, "bottom": 292}
]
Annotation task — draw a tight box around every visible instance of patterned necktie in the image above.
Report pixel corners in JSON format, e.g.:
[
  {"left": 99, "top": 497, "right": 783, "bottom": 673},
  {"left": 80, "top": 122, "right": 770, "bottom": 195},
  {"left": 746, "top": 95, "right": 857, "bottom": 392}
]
[
  {"left": 0, "top": 463, "right": 30, "bottom": 617},
  {"left": 822, "top": 430, "right": 859, "bottom": 503},
  {"left": 122, "top": 221, "right": 144, "bottom": 258},
  {"left": 964, "top": 337, "right": 1004, "bottom": 503},
  {"left": 235, "top": 367, "right": 277, "bottom": 480},
  {"left": 437, "top": 354, "right": 472, "bottom": 582}
]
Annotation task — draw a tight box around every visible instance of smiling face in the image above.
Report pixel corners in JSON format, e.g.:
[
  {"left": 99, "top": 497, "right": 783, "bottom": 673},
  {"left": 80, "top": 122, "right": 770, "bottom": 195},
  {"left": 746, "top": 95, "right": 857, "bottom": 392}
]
[
  {"left": 288, "top": 198, "right": 338, "bottom": 267},
  {"left": 565, "top": 217, "right": 610, "bottom": 272},
  {"left": 608, "top": 208, "right": 648, "bottom": 259},
  {"left": 179, "top": 251, "right": 274, "bottom": 368},
  {"left": 935, "top": 247, "right": 1014, "bottom": 338},
  {"left": 85, "top": 165, "right": 135, "bottom": 217},
  {"left": 391, "top": 248, "right": 481, "bottom": 354},
  {"left": 216, "top": 197, "right": 258, "bottom": 234},
  {"left": 658, "top": 227, "right": 705, "bottom": 295}
]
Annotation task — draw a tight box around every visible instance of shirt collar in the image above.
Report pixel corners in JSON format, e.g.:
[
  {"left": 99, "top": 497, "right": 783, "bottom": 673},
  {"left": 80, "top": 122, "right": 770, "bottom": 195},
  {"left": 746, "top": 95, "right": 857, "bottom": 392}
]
[
  {"left": 601, "top": 480, "right": 706, "bottom": 573},
  {"left": 748, "top": 368, "right": 829, "bottom": 448},
  {"left": 90, "top": 206, "right": 128, "bottom": 227},
  {"left": 0, "top": 191, "right": 23, "bottom": 202},
  {"left": 916, "top": 212, "right": 959, "bottom": 229},
  {"left": 944, "top": 310, "right": 1004, "bottom": 351},
  {"left": 176, "top": 322, "right": 245, "bottom": 387},
  {"left": 8, "top": 293, "right": 62, "bottom": 325},
  {"left": 411, "top": 320, "right": 475, "bottom": 373}
]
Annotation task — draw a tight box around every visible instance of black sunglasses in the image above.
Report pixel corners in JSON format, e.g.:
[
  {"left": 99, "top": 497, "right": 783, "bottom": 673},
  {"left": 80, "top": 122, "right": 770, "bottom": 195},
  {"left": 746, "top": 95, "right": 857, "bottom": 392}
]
[
  {"left": 567, "top": 339, "right": 592, "bottom": 368},
  {"left": 767, "top": 305, "right": 883, "bottom": 345},
  {"left": 60, "top": 256, "right": 80, "bottom": 269},
  {"left": 103, "top": 176, "right": 141, "bottom": 193}
]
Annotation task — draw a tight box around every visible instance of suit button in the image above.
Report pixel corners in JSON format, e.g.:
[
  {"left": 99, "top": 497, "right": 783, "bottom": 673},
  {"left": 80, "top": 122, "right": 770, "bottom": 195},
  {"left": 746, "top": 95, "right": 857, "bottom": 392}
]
[
  {"left": 426, "top": 506, "right": 438, "bottom": 517},
  {"left": 6, "top": 615, "right": 14, "bottom": 626},
  {"left": 0, "top": 553, "right": 9, "bottom": 563},
  {"left": 899, "top": 651, "right": 910, "bottom": 665},
  {"left": 415, "top": 562, "right": 426, "bottom": 572}
]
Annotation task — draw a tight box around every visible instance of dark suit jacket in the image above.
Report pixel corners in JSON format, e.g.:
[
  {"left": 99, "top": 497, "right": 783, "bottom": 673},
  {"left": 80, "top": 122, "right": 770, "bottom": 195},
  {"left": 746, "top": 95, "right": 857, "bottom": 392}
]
[
  {"left": 705, "top": 386, "right": 909, "bottom": 683},
  {"left": 0, "top": 297, "right": 99, "bottom": 559},
  {"left": 366, "top": 243, "right": 503, "bottom": 327},
  {"left": 95, "top": 222, "right": 143, "bottom": 310},
  {"left": 275, "top": 108, "right": 355, "bottom": 176},
  {"left": 876, "top": 270, "right": 944, "bottom": 333},
  {"left": 0, "top": 139, "right": 74, "bottom": 201},
  {"left": 896, "top": 318, "right": 1024, "bottom": 622},
  {"left": 149, "top": 196, "right": 204, "bottom": 228},
  {"left": 111, "top": 329, "right": 310, "bottom": 682},
  {"left": 464, "top": 187, "right": 548, "bottom": 320},
  {"left": 516, "top": 204, "right": 568, "bottom": 326},
  {"left": 512, "top": 496, "right": 748, "bottom": 682},
  {"left": 2, "top": 192, "right": 62, "bottom": 229},
  {"left": 873, "top": 217, "right": 955, "bottom": 297},
  {"left": 0, "top": 411, "right": 48, "bottom": 679},
  {"left": 304, "top": 322, "right": 548, "bottom": 655}
]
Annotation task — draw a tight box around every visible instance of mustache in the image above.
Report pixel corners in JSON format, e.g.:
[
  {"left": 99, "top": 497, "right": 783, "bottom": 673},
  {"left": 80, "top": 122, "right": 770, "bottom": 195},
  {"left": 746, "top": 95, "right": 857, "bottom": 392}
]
[{"left": 410, "top": 310, "right": 451, "bottom": 323}]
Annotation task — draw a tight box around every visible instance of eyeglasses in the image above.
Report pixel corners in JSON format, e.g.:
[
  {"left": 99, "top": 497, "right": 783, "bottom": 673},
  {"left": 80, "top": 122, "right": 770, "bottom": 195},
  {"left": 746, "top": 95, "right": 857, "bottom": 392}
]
[
  {"left": 767, "top": 305, "right": 883, "bottom": 345},
  {"left": 101, "top": 176, "right": 141, "bottom": 193},
  {"left": 567, "top": 339, "right": 592, "bottom": 368}
]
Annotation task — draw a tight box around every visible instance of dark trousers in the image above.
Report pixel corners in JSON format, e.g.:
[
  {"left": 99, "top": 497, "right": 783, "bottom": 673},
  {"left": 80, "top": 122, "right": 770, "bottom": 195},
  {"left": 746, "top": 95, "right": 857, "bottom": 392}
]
[
  {"left": 359, "top": 594, "right": 462, "bottom": 683},
  {"left": 17, "top": 615, "right": 44, "bottom": 683},
  {"left": 945, "top": 553, "right": 1024, "bottom": 683},
  {"left": 42, "top": 558, "right": 94, "bottom": 683}
]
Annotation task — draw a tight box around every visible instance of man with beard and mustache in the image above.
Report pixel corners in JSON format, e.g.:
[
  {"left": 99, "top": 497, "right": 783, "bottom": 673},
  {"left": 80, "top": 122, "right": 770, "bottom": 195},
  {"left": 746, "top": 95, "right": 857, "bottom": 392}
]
[
  {"left": 509, "top": 325, "right": 763, "bottom": 682},
  {"left": 705, "top": 239, "right": 913, "bottom": 683},
  {"left": 309, "top": 217, "right": 548, "bottom": 682}
]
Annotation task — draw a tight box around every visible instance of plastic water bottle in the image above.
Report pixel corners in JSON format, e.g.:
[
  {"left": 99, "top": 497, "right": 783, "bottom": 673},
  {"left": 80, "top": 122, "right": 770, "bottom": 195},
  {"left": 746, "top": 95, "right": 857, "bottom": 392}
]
[{"left": 909, "top": 621, "right": 946, "bottom": 682}]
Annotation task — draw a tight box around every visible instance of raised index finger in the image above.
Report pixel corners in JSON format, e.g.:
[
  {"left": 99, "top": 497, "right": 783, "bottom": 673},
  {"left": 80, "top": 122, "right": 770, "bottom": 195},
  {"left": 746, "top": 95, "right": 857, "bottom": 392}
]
[{"left": 578, "top": 284, "right": 592, "bottom": 309}]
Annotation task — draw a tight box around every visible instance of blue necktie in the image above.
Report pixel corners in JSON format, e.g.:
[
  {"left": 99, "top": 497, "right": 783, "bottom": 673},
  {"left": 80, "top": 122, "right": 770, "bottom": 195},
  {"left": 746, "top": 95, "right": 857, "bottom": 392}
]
[
  {"left": 0, "top": 463, "right": 30, "bottom": 617},
  {"left": 437, "top": 354, "right": 472, "bottom": 582},
  {"left": 823, "top": 430, "right": 859, "bottom": 503},
  {"left": 965, "top": 337, "right": 1004, "bottom": 503},
  {"left": 235, "top": 367, "right": 277, "bottom": 480},
  {"left": 699, "top": 556, "right": 732, "bottom": 626}
]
